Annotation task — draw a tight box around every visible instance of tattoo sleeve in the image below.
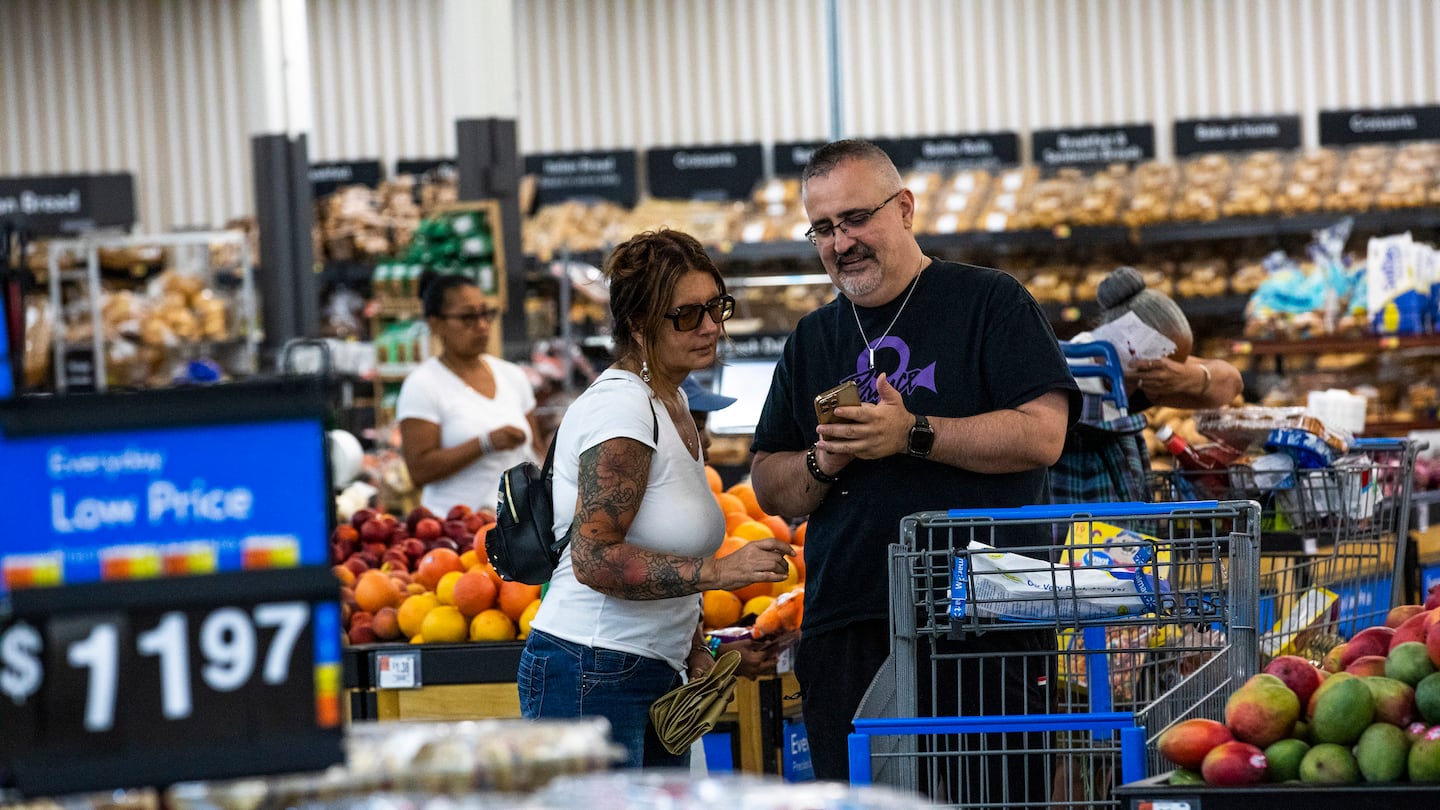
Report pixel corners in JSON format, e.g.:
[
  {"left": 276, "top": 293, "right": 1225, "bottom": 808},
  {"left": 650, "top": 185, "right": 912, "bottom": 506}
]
[{"left": 569, "top": 438, "right": 705, "bottom": 599}]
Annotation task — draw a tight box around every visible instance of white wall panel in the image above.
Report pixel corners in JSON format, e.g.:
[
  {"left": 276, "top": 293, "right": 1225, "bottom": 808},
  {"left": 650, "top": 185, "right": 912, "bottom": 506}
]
[
  {"left": 5, "top": 0, "right": 1440, "bottom": 234},
  {"left": 0, "top": 0, "right": 251, "bottom": 232}
]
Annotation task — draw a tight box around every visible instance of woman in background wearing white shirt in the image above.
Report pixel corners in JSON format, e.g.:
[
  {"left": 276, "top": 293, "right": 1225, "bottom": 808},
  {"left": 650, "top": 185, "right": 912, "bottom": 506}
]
[{"left": 397, "top": 273, "right": 542, "bottom": 515}]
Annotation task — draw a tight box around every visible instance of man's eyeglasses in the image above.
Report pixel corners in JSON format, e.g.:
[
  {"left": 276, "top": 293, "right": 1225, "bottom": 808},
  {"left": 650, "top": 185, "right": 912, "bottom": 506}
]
[
  {"left": 665, "top": 295, "right": 735, "bottom": 331},
  {"left": 804, "top": 189, "right": 903, "bottom": 245},
  {"left": 438, "top": 309, "right": 498, "bottom": 326}
]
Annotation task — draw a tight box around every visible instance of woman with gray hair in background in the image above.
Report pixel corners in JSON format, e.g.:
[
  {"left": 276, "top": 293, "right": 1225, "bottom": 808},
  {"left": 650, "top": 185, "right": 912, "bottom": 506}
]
[
  {"left": 1050, "top": 266, "right": 1243, "bottom": 504},
  {"left": 1099, "top": 266, "right": 1243, "bottom": 410}
]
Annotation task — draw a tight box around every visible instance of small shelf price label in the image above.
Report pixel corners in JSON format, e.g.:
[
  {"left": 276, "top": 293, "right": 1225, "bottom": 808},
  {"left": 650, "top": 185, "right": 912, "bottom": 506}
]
[
  {"left": 375, "top": 649, "right": 422, "bottom": 689},
  {"left": 1378, "top": 336, "right": 1401, "bottom": 350},
  {"left": 1230, "top": 340, "right": 1253, "bottom": 355}
]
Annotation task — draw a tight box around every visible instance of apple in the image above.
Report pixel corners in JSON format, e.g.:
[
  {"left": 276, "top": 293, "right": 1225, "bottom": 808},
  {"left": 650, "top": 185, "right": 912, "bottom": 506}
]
[
  {"left": 350, "top": 508, "right": 377, "bottom": 530},
  {"left": 330, "top": 536, "right": 355, "bottom": 565},
  {"left": 362, "top": 541, "right": 388, "bottom": 559},
  {"left": 415, "top": 517, "right": 443, "bottom": 541},
  {"left": 447, "top": 504, "right": 473, "bottom": 522},
  {"left": 443, "top": 520, "right": 470, "bottom": 542},
  {"left": 342, "top": 556, "right": 371, "bottom": 578},
  {"left": 360, "top": 518, "right": 393, "bottom": 545},
  {"left": 401, "top": 537, "right": 427, "bottom": 563},
  {"left": 405, "top": 506, "right": 438, "bottom": 535},
  {"left": 431, "top": 536, "right": 460, "bottom": 553}
]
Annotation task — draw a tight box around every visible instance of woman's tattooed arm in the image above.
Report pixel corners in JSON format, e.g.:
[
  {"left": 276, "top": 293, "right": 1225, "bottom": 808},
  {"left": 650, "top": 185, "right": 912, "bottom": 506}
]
[{"left": 568, "top": 438, "right": 706, "bottom": 599}]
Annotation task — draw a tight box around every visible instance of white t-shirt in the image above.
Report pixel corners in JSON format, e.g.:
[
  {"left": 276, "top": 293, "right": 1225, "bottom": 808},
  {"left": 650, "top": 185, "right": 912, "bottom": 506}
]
[
  {"left": 530, "top": 370, "right": 724, "bottom": 672},
  {"left": 395, "top": 356, "right": 537, "bottom": 514}
]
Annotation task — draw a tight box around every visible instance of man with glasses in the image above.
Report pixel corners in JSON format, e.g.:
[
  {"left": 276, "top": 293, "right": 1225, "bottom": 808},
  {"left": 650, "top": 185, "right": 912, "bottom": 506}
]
[{"left": 749, "top": 140, "right": 1080, "bottom": 801}]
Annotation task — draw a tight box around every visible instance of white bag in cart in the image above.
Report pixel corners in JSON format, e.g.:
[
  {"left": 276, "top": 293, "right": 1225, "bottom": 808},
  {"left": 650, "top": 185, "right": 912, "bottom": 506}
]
[{"left": 950, "top": 540, "right": 1166, "bottom": 622}]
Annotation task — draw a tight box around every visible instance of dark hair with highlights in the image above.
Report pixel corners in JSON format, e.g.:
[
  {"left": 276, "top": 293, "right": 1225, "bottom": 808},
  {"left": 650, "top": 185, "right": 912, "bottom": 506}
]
[
  {"left": 603, "top": 229, "right": 725, "bottom": 365},
  {"left": 801, "top": 139, "right": 903, "bottom": 187}
]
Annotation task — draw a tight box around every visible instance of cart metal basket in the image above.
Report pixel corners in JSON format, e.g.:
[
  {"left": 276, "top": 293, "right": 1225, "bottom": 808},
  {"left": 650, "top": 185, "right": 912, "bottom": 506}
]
[
  {"left": 849, "top": 500, "right": 1261, "bottom": 809},
  {"left": 1151, "top": 437, "right": 1422, "bottom": 654}
]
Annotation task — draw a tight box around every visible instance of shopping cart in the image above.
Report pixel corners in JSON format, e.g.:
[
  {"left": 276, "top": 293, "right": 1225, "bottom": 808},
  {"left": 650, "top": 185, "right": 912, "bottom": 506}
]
[
  {"left": 1152, "top": 437, "right": 1422, "bottom": 652},
  {"left": 849, "top": 500, "right": 1261, "bottom": 810}
]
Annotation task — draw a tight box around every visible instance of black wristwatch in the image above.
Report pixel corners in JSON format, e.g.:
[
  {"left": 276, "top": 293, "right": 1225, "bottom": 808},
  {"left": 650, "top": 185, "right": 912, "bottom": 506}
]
[{"left": 907, "top": 413, "right": 935, "bottom": 458}]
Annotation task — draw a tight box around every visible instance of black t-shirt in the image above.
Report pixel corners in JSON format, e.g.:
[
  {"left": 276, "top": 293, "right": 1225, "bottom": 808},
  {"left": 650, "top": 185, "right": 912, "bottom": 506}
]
[{"left": 751, "top": 260, "right": 1080, "bottom": 636}]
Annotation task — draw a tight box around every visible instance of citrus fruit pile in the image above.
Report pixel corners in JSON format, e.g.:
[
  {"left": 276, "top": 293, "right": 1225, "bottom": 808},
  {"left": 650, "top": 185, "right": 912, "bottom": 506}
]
[{"left": 703, "top": 467, "right": 806, "bottom": 640}]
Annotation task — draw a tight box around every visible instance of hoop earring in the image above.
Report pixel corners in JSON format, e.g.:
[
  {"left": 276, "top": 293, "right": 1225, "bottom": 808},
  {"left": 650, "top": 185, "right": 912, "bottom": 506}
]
[{"left": 640, "top": 360, "right": 651, "bottom": 383}]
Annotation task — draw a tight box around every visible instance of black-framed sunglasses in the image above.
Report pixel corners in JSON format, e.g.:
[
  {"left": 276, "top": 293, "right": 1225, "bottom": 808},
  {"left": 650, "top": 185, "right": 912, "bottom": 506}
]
[
  {"left": 665, "top": 295, "right": 735, "bottom": 331},
  {"left": 804, "top": 189, "right": 903, "bottom": 245},
  {"left": 438, "top": 309, "right": 498, "bottom": 326}
]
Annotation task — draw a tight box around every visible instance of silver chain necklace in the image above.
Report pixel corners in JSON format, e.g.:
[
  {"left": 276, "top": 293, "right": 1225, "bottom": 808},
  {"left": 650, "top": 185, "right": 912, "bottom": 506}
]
[{"left": 851, "top": 262, "right": 925, "bottom": 370}]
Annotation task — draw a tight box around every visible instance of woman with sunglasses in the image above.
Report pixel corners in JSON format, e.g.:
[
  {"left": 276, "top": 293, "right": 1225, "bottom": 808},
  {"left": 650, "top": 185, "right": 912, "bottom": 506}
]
[
  {"left": 519, "top": 229, "right": 794, "bottom": 769},
  {"left": 396, "top": 271, "right": 542, "bottom": 517}
]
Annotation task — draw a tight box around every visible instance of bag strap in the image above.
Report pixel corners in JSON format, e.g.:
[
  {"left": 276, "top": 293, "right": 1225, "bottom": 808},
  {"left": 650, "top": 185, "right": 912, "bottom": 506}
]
[{"left": 540, "top": 376, "right": 660, "bottom": 486}]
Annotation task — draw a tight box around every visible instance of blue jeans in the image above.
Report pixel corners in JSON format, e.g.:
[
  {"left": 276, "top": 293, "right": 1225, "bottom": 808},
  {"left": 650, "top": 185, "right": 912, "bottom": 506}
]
[{"left": 519, "top": 629, "right": 688, "bottom": 769}]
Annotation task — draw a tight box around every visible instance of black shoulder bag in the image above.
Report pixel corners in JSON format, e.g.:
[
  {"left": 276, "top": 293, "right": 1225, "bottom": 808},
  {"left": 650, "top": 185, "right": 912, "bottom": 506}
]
[{"left": 489, "top": 386, "right": 659, "bottom": 584}]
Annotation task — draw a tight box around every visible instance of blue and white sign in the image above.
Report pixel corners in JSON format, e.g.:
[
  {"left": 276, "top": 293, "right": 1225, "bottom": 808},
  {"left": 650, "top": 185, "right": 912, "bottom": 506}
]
[{"left": 0, "top": 418, "right": 328, "bottom": 594}]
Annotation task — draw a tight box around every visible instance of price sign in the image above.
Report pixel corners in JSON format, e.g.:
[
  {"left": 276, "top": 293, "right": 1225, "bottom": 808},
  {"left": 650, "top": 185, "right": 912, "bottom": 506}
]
[{"left": 0, "top": 568, "right": 343, "bottom": 797}]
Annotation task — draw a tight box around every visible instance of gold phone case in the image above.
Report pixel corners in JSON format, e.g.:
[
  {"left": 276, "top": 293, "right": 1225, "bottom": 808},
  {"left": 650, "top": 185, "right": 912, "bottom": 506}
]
[{"left": 814, "top": 380, "right": 860, "bottom": 424}]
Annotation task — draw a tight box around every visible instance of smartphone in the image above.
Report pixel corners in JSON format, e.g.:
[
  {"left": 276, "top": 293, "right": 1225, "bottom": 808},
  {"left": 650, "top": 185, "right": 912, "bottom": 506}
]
[{"left": 814, "top": 380, "right": 860, "bottom": 424}]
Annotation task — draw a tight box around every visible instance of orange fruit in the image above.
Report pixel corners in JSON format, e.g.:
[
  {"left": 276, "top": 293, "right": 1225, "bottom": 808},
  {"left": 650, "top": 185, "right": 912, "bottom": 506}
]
[
  {"left": 715, "top": 492, "right": 746, "bottom": 517},
  {"left": 355, "top": 571, "right": 400, "bottom": 613},
  {"left": 477, "top": 562, "right": 504, "bottom": 594},
  {"left": 732, "top": 520, "right": 775, "bottom": 542},
  {"left": 370, "top": 606, "right": 402, "bottom": 641},
  {"left": 435, "top": 570, "right": 465, "bottom": 606},
  {"left": 470, "top": 608, "right": 518, "bottom": 641},
  {"left": 793, "top": 521, "right": 806, "bottom": 546},
  {"left": 733, "top": 580, "right": 773, "bottom": 604},
  {"left": 416, "top": 548, "right": 464, "bottom": 590},
  {"left": 459, "top": 549, "right": 480, "bottom": 570},
  {"left": 451, "top": 569, "right": 498, "bottom": 617},
  {"left": 771, "top": 557, "right": 800, "bottom": 597},
  {"left": 397, "top": 592, "right": 440, "bottom": 639},
  {"left": 791, "top": 545, "right": 806, "bottom": 582},
  {"left": 410, "top": 634, "right": 425, "bottom": 644},
  {"left": 702, "top": 590, "right": 743, "bottom": 629},
  {"left": 421, "top": 605, "right": 468, "bottom": 643},
  {"left": 742, "top": 594, "right": 775, "bottom": 618},
  {"left": 761, "top": 515, "right": 791, "bottom": 544},
  {"left": 716, "top": 537, "right": 748, "bottom": 559},
  {"left": 517, "top": 599, "right": 542, "bottom": 639},
  {"left": 498, "top": 581, "right": 543, "bottom": 621},
  {"left": 726, "top": 482, "right": 766, "bottom": 520},
  {"left": 724, "top": 510, "right": 752, "bottom": 533},
  {"left": 332, "top": 564, "right": 356, "bottom": 588},
  {"left": 705, "top": 465, "right": 723, "bottom": 493}
]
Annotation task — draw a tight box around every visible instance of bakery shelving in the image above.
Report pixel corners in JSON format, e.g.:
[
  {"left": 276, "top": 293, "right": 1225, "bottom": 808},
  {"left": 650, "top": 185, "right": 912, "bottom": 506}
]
[{"left": 46, "top": 230, "right": 259, "bottom": 393}]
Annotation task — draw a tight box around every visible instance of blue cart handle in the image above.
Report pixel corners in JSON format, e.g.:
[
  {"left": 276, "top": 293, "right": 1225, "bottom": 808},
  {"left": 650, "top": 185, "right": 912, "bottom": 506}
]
[
  {"left": 1352, "top": 437, "right": 1407, "bottom": 450},
  {"left": 946, "top": 501, "right": 1219, "bottom": 520}
]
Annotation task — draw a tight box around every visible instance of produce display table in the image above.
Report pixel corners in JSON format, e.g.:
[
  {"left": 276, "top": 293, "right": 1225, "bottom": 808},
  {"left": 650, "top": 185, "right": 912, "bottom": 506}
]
[
  {"left": 1114, "top": 772, "right": 1439, "bottom": 810},
  {"left": 342, "top": 642, "right": 801, "bottom": 775}
]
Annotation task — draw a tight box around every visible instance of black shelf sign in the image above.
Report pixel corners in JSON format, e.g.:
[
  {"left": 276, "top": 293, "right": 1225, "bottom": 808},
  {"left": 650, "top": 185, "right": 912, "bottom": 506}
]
[
  {"left": 646, "top": 143, "right": 764, "bottom": 202},
  {"left": 523, "top": 149, "right": 639, "bottom": 207},
  {"left": 1174, "top": 115, "right": 1302, "bottom": 156},
  {"left": 0, "top": 174, "right": 136, "bottom": 237},
  {"left": 309, "top": 160, "right": 383, "bottom": 198},
  {"left": 873, "top": 132, "right": 1020, "bottom": 172},
  {"left": 0, "top": 568, "right": 344, "bottom": 797},
  {"left": 395, "top": 158, "right": 457, "bottom": 178},
  {"left": 773, "top": 141, "right": 826, "bottom": 177},
  {"left": 1319, "top": 105, "right": 1440, "bottom": 145},
  {"left": 1032, "top": 124, "right": 1155, "bottom": 171}
]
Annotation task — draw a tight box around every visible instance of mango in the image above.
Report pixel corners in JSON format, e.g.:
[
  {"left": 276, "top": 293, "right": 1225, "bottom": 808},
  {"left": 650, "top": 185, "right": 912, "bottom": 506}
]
[
  {"left": 1158, "top": 718, "right": 1233, "bottom": 770},
  {"left": 1386, "top": 641, "right": 1437, "bottom": 686},
  {"left": 1309, "top": 676, "right": 1375, "bottom": 745},
  {"left": 1263, "top": 654, "right": 1324, "bottom": 712},
  {"left": 1416, "top": 671, "right": 1440, "bottom": 725},
  {"left": 1386, "top": 604, "right": 1426, "bottom": 627},
  {"left": 1225, "top": 678, "right": 1300, "bottom": 747},
  {"left": 1298, "top": 742, "right": 1360, "bottom": 784},
  {"left": 1354, "top": 722, "right": 1411, "bottom": 783},
  {"left": 1389, "top": 610, "right": 1434, "bottom": 650},
  {"left": 1409, "top": 727, "right": 1440, "bottom": 782},
  {"left": 1201, "top": 740, "right": 1267, "bottom": 786},
  {"left": 1307, "top": 670, "right": 1355, "bottom": 718},
  {"left": 1263, "top": 738, "right": 1309, "bottom": 782},
  {"left": 1167, "top": 767, "right": 1204, "bottom": 785},
  {"left": 1340, "top": 626, "right": 1395, "bottom": 669},
  {"left": 1363, "top": 676, "right": 1416, "bottom": 727},
  {"left": 1344, "top": 654, "right": 1388, "bottom": 678}
]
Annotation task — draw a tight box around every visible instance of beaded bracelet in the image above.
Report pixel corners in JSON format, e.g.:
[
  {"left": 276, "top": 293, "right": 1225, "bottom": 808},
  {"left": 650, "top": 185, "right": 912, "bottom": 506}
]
[{"left": 806, "top": 444, "right": 839, "bottom": 484}]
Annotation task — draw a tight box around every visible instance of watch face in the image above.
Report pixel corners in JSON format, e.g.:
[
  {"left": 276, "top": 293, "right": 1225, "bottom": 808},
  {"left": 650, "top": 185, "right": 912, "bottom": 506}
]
[{"left": 908, "top": 420, "right": 935, "bottom": 457}]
